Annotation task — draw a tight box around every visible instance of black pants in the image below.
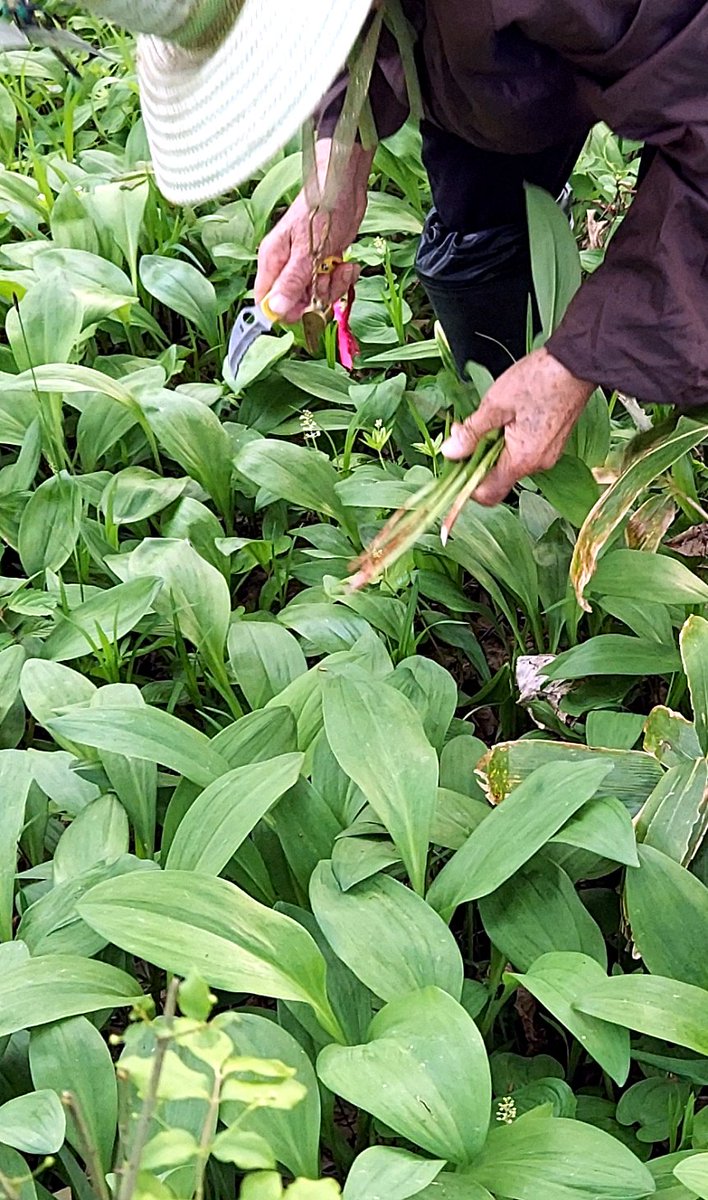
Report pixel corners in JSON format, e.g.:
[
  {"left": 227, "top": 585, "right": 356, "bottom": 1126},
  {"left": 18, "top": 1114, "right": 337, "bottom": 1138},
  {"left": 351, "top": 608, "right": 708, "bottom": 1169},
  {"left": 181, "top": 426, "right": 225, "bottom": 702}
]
[
  {"left": 416, "top": 123, "right": 657, "bottom": 379},
  {"left": 415, "top": 122, "right": 586, "bottom": 378}
]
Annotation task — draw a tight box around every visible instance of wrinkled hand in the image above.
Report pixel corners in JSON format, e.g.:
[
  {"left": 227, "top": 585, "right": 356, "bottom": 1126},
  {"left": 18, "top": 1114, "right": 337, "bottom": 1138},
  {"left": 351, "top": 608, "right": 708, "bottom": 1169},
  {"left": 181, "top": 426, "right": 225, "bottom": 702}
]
[
  {"left": 255, "top": 138, "right": 373, "bottom": 324},
  {"left": 441, "top": 348, "right": 596, "bottom": 505}
]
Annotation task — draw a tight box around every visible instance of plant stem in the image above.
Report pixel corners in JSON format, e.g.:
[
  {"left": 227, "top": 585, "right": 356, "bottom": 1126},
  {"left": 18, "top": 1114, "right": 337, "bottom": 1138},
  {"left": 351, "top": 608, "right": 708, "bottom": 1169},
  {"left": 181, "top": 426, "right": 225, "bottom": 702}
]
[
  {"left": 62, "top": 1092, "right": 111, "bottom": 1200},
  {"left": 116, "top": 978, "right": 179, "bottom": 1200}
]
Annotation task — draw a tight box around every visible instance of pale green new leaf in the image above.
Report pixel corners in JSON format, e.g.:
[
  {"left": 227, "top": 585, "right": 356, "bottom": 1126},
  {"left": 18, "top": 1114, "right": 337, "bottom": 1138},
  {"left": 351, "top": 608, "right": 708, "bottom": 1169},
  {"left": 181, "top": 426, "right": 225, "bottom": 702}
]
[
  {"left": 343, "top": 1147, "right": 445, "bottom": 1200},
  {"left": 18, "top": 473, "right": 82, "bottom": 576},
  {"left": 0, "top": 750, "right": 32, "bottom": 940},
  {"left": 139, "top": 255, "right": 218, "bottom": 342},
  {"left": 674, "top": 1154, "right": 708, "bottom": 1200},
  {"left": 0, "top": 1091, "right": 65, "bottom": 1155},
  {"left": 576, "top": 975, "right": 708, "bottom": 1055},
  {"left": 228, "top": 619, "right": 307, "bottom": 709},
  {"left": 43, "top": 576, "right": 162, "bottom": 662},
  {"left": 680, "top": 616, "right": 708, "bottom": 754}
]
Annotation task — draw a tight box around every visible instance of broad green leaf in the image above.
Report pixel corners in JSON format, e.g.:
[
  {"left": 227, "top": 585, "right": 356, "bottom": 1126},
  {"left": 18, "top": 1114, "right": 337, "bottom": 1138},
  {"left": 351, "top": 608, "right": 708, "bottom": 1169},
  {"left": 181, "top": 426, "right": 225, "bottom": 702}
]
[
  {"left": 52, "top": 793, "right": 129, "bottom": 883},
  {"left": 343, "top": 1147, "right": 445, "bottom": 1200},
  {"left": 576, "top": 975, "right": 708, "bottom": 1054},
  {"left": 0, "top": 1147, "right": 36, "bottom": 1200},
  {"left": 235, "top": 439, "right": 348, "bottom": 525},
  {"left": 651, "top": 1152, "right": 704, "bottom": 1200},
  {"left": 317, "top": 987, "right": 491, "bottom": 1165},
  {"left": 638, "top": 758, "right": 708, "bottom": 867},
  {"left": 101, "top": 467, "right": 188, "bottom": 525},
  {"left": 109, "top": 538, "right": 230, "bottom": 669},
  {"left": 87, "top": 178, "right": 148, "bottom": 284},
  {"left": 6, "top": 271, "right": 83, "bottom": 369},
  {"left": 93, "top": 683, "right": 158, "bottom": 857},
  {"left": 674, "top": 1155, "right": 708, "bottom": 1199},
  {"left": 590, "top": 549, "right": 708, "bottom": 605},
  {"left": 310, "top": 861, "right": 463, "bottom": 1002},
  {"left": 431, "top": 787, "right": 489, "bottom": 851},
  {"left": 551, "top": 795, "right": 639, "bottom": 866},
  {"left": 140, "top": 389, "right": 233, "bottom": 518},
  {"left": 323, "top": 674, "right": 437, "bottom": 894},
  {"left": 166, "top": 754, "right": 304, "bottom": 875},
  {"left": 18, "top": 473, "right": 82, "bottom": 576},
  {"left": 0, "top": 750, "right": 32, "bottom": 940},
  {"left": 228, "top": 620, "right": 307, "bottom": 709},
  {"left": 544, "top": 635, "right": 681, "bottom": 680},
  {"left": 467, "top": 1114, "right": 654, "bottom": 1200},
  {"left": 625, "top": 845, "right": 708, "bottom": 988},
  {"left": 30, "top": 1015, "right": 118, "bottom": 1173},
  {"left": 20, "top": 659, "right": 96, "bottom": 756},
  {"left": 217, "top": 1013, "right": 320, "bottom": 1179},
  {"left": 48, "top": 704, "right": 230, "bottom": 787},
  {"left": 0, "top": 1091, "right": 65, "bottom": 1155},
  {"left": 571, "top": 417, "right": 708, "bottom": 610},
  {"left": 388, "top": 656, "right": 457, "bottom": 754},
  {"left": 139, "top": 254, "right": 218, "bottom": 342},
  {"left": 427, "top": 760, "right": 611, "bottom": 920},
  {"left": 510, "top": 953, "right": 630, "bottom": 1084},
  {"left": 0, "top": 644, "right": 25, "bottom": 726},
  {"left": 680, "top": 616, "right": 708, "bottom": 754},
  {"left": 413, "top": 1179, "right": 492, "bottom": 1200},
  {"left": 270, "top": 779, "right": 341, "bottom": 893},
  {"left": 450, "top": 501, "right": 540, "bottom": 626},
  {"left": 0, "top": 955, "right": 143, "bottom": 1038},
  {"left": 43, "top": 576, "right": 162, "bottom": 662},
  {"left": 78, "top": 870, "right": 341, "bottom": 1039},
  {"left": 479, "top": 857, "right": 607, "bottom": 971},
  {"left": 586, "top": 711, "right": 646, "bottom": 752},
  {"left": 526, "top": 182, "right": 581, "bottom": 337}
]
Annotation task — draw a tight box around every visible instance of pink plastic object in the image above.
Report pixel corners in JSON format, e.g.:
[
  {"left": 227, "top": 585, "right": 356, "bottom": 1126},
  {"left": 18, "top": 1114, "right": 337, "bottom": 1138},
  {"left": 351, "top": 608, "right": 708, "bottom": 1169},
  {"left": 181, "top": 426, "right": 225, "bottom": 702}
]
[{"left": 333, "top": 285, "right": 359, "bottom": 371}]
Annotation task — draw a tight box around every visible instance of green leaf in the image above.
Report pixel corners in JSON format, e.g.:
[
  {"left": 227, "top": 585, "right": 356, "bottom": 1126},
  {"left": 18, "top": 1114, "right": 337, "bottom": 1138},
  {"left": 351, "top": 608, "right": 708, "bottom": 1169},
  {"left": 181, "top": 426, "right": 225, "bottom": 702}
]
[
  {"left": 323, "top": 674, "right": 437, "bottom": 894},
  {"left": 551, "top": 795, "right": 639, "bottom": 867},
  {"left": 139, "top": 254, "right": 218, "bottom": 342},
  {"left": 52, "top": 793, "right": 129, "bottom": 882},
  {"left": 481, "top": 739, "right": 662, "bottom": 811},
  {"left": 571, "top": 416, "right": 708, "bottom": 610},
  {"left": 510, "top": 953, "right": 630, "bottom": 1084},
  {"left": 318, "top": 987, "right": 491, "bottom": 1165},
  {"left": 6, "top": 271, "right": 83, "bottom": 369},
  {"left": 674, "top": 1154, "right": 708, "bottom": 1199},
  {"left": 18, "top": 473, "right": 82, "bottom": 576},
  {"left": 310, "top": 861, "right": 464, "bottom": 1002},
  {"left": 625, "top": 845, "right": 708, "bottom": 988},
  {"left": 140, "top": 389, "right": 233, "bottom": 518},
  {"left": 389, "top": 657, "right": 457, "bottom": 754},
  {"left": 544, "top": 635, "right": 681, "bottom": 680},
  {"left": 78, "top": 870, "right": 341, "bottom": 1040},
  {"left": 228, "top": 620, "right": 307, "bottom": 709},
  {"left": 211, "top": 1128, "right": 275, "bottom": 1170},
  {"left": 343, "top": 1147, "right": 445, "bottom": 1200},
  {"left": 109, "top": 538, "right": 230, "bottom": 669},
  {"left": 218, "top": 1013, "right": 320, "bottom": 1179},
  {"left": 427, "top": 760, "right": 612, "bottom": 920},
  {"left": 479, "top": 857, "right": 607, "bottom": 971},
  {"left": 0, "top": 750, "right": 32, "bottom": 940},
  {"left": 467, "top": 1114, "right": 654, "bottom": 1200},
  {"left": 0, "top": 955, "right": 143, "bottom": 1038},
  {"left": 526, "top": 183, "right": 581, "bottom": 337},
  {"left": 576, "top": 975, "right": 708, "bottom": 1054},
  {"left": 93, "top": 684, "right": 158, "bottom": 858},
  {"left": 166, "top": 754, "right": 304, "bottom": 875},
  {"left": 47, "top": 704, "right": 230, "bottom": 787},
  {"left": 235, "top": 439, "right": 348, "bottom": 525},
  {"left": 590, "top": 550, "right": 708, "bottom": 605},
  {"left": 30, "top": 1015, "right": 118, "bottom": 1173},
  {"left": 680, "top": 616, "right": 708, "bottom": 755},
  {"left": 0, "top": 1147, "right": 36, "bottom": 1200},
  {"left": 101, "top": 467, "right": 188, "bottom": 525},
  {"left": 638, "top": 758, "right": 708, "bottom": 867},
  {"left": 43, "top": 576, "right": 162, "bottom": 663},
  {"left": 0, "top": 1090, "right": 65, "bottom": 1155}
]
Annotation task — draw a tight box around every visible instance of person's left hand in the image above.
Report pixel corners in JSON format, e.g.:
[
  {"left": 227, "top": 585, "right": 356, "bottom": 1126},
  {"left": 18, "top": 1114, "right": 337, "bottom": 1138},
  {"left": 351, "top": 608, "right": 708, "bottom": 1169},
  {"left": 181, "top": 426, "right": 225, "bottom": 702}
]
[{"left": 441, "top": 347, "right": 596, "bottom": 505}]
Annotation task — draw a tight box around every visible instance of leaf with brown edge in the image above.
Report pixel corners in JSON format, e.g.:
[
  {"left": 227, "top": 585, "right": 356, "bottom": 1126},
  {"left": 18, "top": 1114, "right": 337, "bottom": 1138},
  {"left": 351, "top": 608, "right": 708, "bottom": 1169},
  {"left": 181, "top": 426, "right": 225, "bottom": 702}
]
[{"left": 570, "top": 416, "right": 708, "bottom": 612}]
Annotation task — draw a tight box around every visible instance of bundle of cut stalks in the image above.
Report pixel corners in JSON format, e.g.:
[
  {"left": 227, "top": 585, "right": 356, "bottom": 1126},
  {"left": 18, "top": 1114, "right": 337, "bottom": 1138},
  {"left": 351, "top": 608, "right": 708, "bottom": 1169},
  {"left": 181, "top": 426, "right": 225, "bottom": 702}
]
[{"left": 346, "top": 430, "right": 503, "bottom": 591}]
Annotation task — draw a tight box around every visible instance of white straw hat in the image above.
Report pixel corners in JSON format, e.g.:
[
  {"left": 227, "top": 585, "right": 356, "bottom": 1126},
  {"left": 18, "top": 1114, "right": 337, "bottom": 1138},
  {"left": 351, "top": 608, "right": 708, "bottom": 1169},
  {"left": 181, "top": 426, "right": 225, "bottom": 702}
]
[{"left": 86, "top": 0, "right": 373, "bottom": 204}]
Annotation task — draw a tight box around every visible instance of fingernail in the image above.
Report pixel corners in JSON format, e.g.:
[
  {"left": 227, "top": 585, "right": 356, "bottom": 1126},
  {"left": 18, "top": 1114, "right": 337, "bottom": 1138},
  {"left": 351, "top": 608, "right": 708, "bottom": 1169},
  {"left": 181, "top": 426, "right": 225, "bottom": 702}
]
[{"left": 267, "top": 292, "right": 287, "bottom": 316}]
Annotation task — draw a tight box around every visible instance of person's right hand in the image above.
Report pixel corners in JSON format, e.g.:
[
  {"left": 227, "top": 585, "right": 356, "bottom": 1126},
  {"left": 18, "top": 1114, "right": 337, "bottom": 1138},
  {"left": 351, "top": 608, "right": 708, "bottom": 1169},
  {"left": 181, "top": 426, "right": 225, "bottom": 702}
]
[{"left": 255, "top": 138, "right": 374, "bottom": 325}]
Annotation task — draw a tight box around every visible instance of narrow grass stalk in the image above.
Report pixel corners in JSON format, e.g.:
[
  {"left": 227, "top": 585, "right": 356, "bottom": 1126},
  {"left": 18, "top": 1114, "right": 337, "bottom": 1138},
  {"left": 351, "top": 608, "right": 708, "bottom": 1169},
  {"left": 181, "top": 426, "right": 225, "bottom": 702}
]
[{"left": 347, "top": 431, "right": 503, "bottom": 590}]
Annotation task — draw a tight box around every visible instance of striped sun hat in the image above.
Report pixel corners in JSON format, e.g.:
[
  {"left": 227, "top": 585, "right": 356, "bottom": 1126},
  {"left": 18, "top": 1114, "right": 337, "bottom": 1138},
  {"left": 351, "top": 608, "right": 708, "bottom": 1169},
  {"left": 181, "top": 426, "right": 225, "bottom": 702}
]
[{"left": 86, "top": 0, "right": 373, "bottom": 204}]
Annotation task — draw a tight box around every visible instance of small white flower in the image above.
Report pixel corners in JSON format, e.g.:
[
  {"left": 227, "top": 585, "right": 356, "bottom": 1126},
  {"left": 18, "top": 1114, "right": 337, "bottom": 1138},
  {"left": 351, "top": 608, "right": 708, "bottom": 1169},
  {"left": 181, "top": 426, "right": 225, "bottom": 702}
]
[{"left": 496, "top": 1096, "right": 517, "bottom": 1125}]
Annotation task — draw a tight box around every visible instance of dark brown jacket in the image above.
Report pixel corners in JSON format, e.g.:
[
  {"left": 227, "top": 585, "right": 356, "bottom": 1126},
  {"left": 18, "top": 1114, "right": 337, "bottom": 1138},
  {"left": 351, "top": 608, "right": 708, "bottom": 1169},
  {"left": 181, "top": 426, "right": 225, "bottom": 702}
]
[{"left": 321, "top": 0, "right": 708, "bottom": 408}]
